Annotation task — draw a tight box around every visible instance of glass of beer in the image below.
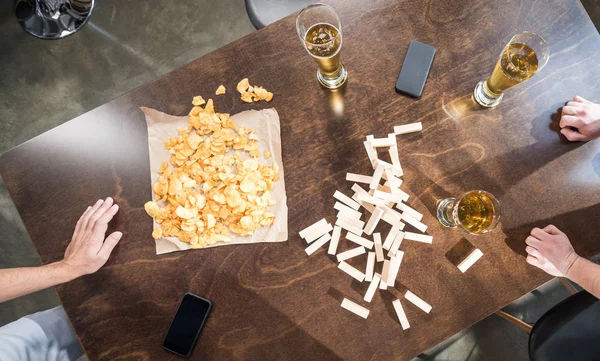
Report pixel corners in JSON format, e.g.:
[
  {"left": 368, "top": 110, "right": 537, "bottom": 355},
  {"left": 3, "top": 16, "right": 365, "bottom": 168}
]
[
  {"left": 473, "top": 32, "right": 549, "bottom": 107},
  {"left": 296, "top": 4, "right": 348, "bottom": 89},
  {"left": 436, "top": 190, "right": 501, "bottom": 235}
]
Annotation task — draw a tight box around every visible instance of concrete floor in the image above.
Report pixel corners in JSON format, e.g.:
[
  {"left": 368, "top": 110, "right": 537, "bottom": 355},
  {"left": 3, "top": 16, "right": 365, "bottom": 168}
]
[{"left": 0, "top": 1, "right": 598, "bottom": 360}]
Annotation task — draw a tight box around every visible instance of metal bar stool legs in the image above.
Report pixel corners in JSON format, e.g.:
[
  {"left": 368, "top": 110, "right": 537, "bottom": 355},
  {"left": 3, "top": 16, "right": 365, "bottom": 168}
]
[
  {"left": 15, "top": 0, "right": 94, "bottom": 39},
  {"left": 494, "top": 310, "right": 533, "bottom": 334}
]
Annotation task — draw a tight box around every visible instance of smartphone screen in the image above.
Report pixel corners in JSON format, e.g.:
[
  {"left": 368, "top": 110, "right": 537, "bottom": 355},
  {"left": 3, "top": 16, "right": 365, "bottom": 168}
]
[
  {"left": 395, "top": 40, "right": 436, "bottom": 98},
  {"left": 163, "top": 293, "right": 212, "bottom": 357}
]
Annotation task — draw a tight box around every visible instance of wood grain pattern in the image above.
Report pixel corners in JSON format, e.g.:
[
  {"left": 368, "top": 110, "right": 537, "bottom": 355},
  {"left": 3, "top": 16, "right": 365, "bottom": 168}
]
[{"left": 2, "top": 0, "right": 600, "bottom": 360}]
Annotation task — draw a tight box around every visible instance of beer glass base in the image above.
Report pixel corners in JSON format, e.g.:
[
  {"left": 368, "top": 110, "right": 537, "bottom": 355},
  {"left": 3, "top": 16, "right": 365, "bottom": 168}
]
[
  {"left": 473, "top": 80, "right": 503, "bottom": 108},
  {"left": 436, "top": 198, "right": 457, "bottom": 228},
  {"left": 318, "top": 65, "right": 348, "bottom": 89}
]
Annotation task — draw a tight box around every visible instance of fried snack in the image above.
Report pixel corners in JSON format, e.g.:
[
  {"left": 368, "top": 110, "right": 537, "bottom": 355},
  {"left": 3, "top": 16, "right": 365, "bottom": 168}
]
[
  {"left": 192, "top": 96, "right": 205, "bottom": 106},
  {"left": 216, "top": 85, "right": 226, "bottom": 95},
  {"left": 144, "top": 96, "right": 280, "bottom": 248},
  {"left": 237, "top": 78, "right": 274, "bottom": 103}
]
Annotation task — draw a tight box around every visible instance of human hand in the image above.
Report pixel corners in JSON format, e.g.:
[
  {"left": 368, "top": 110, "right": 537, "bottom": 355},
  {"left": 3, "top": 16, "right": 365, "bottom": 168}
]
[
  {"left": 61, "top": 197, "right": 122, "bottom": 277},
  {"left": 525, "top": 225, "right": 580, "bottom": 277},
  {"left": 559, "top": 95, "right": 600, "bottom": 141}
]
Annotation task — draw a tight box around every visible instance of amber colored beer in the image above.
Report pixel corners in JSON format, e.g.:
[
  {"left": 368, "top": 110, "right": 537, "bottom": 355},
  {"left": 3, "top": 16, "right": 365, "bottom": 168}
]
[
  {"left": 304, "top": 23, "right": 342, "bottom": 77},
  {"left": 455, "top": 191, "right": 499, "bottom": 234},
  {"left": 486, "top": 43, "right": 539, "bottom": 95}
]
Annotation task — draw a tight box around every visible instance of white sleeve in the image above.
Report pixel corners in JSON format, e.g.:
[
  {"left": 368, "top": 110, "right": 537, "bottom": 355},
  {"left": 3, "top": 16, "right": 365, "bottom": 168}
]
[{"left": 0, "top": 306, "right": 83, "bottom": 361}]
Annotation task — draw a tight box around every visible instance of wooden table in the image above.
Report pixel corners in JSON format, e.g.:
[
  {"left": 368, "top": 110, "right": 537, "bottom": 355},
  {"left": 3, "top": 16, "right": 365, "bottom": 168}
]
[{"left": 2, "top": 0, "right": 600, "bottom": 359}]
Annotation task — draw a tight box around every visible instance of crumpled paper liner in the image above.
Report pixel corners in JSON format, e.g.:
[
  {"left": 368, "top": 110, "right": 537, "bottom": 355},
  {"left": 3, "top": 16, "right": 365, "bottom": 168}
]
[{"left": 141, "top": 107, "right": 288, "bottom": 254}]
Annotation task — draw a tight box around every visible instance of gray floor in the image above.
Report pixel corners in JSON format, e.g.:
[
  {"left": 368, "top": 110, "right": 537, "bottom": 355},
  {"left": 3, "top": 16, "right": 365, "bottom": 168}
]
[{"left": 0, "top": 1, "right": 598, "bottom": 360}]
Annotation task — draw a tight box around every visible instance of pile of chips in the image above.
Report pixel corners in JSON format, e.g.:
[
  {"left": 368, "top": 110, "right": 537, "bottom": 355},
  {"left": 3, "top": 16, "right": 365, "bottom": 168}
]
[
  {"left": 144, "top": 89, "right": 280, "bottom": 248},
  {"left": 236, "top": 78, "right": 274, "bottom": 103}
]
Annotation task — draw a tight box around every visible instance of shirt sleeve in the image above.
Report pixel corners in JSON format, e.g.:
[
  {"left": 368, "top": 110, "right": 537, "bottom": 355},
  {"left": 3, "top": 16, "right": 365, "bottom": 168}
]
[{"left": 0, "top": 306, "right": 83, "bottom": 361}]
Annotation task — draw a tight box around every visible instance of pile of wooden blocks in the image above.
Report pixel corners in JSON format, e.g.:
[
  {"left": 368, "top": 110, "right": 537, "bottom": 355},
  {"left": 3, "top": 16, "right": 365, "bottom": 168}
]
[{"left": 300, "top": 122, "right": 433, "bottom": 330}]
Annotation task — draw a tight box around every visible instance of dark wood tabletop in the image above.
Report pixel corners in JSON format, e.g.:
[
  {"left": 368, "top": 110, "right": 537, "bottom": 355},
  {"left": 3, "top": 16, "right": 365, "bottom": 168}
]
[{"left": 2, "top": 0, "right": 600, "bottom": 359}]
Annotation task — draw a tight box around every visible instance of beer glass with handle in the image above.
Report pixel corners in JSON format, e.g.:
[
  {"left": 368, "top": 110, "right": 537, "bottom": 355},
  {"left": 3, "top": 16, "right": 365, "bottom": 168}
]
[
  {"left": 474, "top": 32, "right": 549, "bottom": 108},
  {"left": 437, "top": 190, "right": 501, "bottom": 235},
  {"left": 296, "top": 4, "right": 348, "bottom": 89}
]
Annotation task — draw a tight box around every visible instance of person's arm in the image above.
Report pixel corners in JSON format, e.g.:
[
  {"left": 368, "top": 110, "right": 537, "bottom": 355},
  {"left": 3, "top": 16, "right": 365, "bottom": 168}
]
[
  {"left": 566, "top": 257, "right": 600, "bottom": 299},
  {"left": 559, "top": 95, "right": 600, "bottom": 141},
  {"left": 525, "top": 224, "right": 600, "bottom": 298},
  {"left": 0, "top": 263, "right": 78, "bottom": 303},
  {"left": 0, "top": 197, "right": 122, "bottom": 303}
]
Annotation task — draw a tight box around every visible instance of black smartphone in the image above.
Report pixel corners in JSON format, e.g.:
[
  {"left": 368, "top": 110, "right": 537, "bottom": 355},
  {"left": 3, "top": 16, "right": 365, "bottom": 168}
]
[
  {"left": 395, "top": 40, "right": 436, "bottom": 98},
  {"left": 163, "top": 292, "right": 212, "bottom": 357}
]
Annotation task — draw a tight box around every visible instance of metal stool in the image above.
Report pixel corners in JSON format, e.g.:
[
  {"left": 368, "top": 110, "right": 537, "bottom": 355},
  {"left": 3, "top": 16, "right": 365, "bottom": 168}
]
[
  {"left": 15, "top": 0, "right": 94, "bottom": 39},
  {"left": 244, "top": 0, "right": 315, "bottom": 29},
  {"left": 496, "top": 286, "right": 600, "bottom": 361},
  {"left": 529, "top": 290, "right": 600, "bottom": 360}
]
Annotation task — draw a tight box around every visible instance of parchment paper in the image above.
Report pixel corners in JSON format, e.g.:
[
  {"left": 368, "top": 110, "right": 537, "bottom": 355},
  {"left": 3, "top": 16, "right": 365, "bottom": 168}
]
[{"left": 141, "top": 107, "right": 288, "bottom": 254}]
